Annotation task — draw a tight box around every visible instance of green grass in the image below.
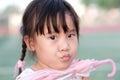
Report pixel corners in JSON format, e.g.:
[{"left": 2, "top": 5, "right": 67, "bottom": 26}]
[{"left": 0, "top": 32, "right": 120, "bottom": 80}]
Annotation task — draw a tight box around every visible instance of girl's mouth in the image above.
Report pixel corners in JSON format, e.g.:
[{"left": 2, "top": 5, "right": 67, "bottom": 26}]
[{"left": 61, "top": 54, "right": 71, "bottom": 62}]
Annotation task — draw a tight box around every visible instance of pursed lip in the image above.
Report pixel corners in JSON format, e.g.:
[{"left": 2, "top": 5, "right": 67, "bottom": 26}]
[{"left": 60, "top": 54, "right": 71, "bottom": 62}]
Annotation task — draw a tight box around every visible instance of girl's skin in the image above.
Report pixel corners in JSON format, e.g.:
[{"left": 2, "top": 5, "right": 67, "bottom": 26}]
[
  {"left": 17, "top": 0, "right": 90, "bottom": 79},
  {"left": 16, "top": 0, "right": 116, "bottom": 80},
  {"left": 82, "top": 77, "right": 90, "bottom": 80},
  {"left": 24, "top": 13, "right": 89, "bottom": 80},
  {"left": 24, "top": 13, "right": 78, "bottom": 71},
  {"left": 15, "top": 1, "right": 116, "bottom": 80}
]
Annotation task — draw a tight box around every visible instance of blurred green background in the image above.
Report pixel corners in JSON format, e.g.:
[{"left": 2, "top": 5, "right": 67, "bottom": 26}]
[{"left": 0, "top": 0, "right": 120, "bottom": 80}]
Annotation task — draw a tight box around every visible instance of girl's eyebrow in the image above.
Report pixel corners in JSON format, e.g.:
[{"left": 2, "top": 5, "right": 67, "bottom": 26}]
[
  {"left": 45, "top": 31, "right": 57, "bottom": 35},
  {"left": 45, "top": 29, "right": 76, "bottom": 35},
  {"left": 67, "top": 29, "right": 76, "bottom": 32}
]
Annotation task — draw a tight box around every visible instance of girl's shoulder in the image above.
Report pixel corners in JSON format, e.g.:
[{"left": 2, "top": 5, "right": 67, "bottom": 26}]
[
  {"left": 16, "top": 68, "right": 34, "bottom": 80},
  {"left": 20, "top": 68, "right": 34, "bottom": 75}
]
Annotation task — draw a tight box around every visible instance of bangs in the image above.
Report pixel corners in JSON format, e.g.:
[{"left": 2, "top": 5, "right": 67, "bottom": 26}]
[
  {"left": 35, "top": 0, "right": 79, "bottom": 36},
  {"left": 45, "top": 11, "right": 69, "bottom": 34}
]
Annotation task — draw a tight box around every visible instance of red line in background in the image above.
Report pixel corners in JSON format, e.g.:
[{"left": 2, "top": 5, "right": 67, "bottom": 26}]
[
  {"left": 80, "top": 25, "right": 120, "bottom": 33},
  {"left": 0, "top": 25, "right": 120, "bottom": 36}
]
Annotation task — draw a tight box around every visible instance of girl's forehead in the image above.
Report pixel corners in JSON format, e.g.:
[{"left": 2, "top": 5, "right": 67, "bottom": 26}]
[{"left": 44, "top": 13, "right": 75, "bottom": 33}]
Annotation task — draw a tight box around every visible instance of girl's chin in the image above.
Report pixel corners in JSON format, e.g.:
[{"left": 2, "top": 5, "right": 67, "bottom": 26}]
[{"left": 53, "top": 65, "right": 70, "bottom": 71}]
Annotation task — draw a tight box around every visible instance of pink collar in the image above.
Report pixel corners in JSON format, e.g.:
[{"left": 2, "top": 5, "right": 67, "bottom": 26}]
[{"left": 16, "top": 59, "right": 116, "bottom": 80}]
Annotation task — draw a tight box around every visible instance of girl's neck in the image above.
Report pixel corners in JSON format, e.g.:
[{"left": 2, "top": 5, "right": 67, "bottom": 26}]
[
  {"left": 31, "top": 62, "right": 48, "bottom": 71},
  {"left": 31, "top": 63, "right": 45, "bottom": 71}
]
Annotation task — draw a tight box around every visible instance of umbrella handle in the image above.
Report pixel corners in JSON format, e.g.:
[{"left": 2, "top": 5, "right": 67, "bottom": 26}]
[{"left": 94, "top": 59, "right": 116, "bottom": 78}]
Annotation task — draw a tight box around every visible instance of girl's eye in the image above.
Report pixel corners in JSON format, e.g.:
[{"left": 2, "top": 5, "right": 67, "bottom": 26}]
[
  {"left": 68, "top": 34, "right": 76, "bottom": 38},
  {"left": 50, "top": 35, "right": 57, "bottom": 40}
]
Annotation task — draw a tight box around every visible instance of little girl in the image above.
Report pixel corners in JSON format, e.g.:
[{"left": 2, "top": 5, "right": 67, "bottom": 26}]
[{"left": 14, "top": 0, "right": 116, "bottom": 80}]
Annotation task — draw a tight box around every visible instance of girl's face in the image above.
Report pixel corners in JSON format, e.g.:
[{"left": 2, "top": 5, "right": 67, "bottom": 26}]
[{"left": 32, "top": 13, "right": 78, "bottom": 70}]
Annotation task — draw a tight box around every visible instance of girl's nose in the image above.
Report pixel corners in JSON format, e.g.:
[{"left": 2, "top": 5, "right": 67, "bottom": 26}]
[{"left": 59, "top": 39, "right": 70, "bottom": 52}]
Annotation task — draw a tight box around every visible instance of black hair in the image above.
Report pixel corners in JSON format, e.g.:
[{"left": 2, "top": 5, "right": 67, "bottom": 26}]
[{"left": 18, "top": 0, "right": 80, "bottom": 74}]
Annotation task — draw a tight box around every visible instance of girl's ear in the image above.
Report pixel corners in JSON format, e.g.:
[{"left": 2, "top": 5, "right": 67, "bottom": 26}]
[{"left": 24, "top": 35, "right": 35, "bottom": 51}]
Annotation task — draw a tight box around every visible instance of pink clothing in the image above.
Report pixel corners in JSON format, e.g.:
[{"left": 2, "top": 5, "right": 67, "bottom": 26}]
[{"left": 16, "top": 59, "right": 116, "bottom": 80}]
